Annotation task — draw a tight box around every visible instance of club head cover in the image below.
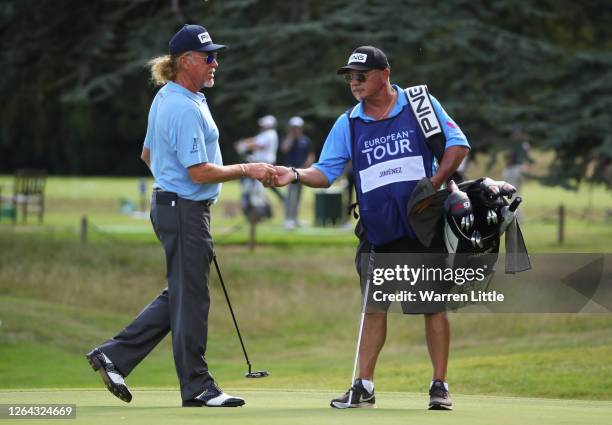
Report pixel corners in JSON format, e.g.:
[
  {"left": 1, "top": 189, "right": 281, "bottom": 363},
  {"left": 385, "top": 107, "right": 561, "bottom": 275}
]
[
  {"left": 480, "top": 177, "right": 517, "bottom": 198},
  {"left": 444, "top": 180, "right": 473, "bottom": 218}
]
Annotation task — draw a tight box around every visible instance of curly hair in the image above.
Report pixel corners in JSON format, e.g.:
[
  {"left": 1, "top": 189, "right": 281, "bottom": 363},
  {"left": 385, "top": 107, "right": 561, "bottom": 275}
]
[{"left": 148, "top": 54, "right": 182, "bottom": 86}]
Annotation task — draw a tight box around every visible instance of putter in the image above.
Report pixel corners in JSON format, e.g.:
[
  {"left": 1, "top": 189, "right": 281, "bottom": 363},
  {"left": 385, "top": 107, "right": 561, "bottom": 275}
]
[
  {"left": 343, "top": 249, "right": 376, "bottom": 408},
  {"left": 212, "top": 254, "right": 269, "bottom": 379}
]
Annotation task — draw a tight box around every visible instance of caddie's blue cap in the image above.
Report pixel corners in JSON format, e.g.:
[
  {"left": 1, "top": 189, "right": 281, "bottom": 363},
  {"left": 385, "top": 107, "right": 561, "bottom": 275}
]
[
  {"left": 337, "top": 46, "right": 389, "bottom": 74},
  {"left": 169, "top": 24, "right": 227, "bottom": 55}
]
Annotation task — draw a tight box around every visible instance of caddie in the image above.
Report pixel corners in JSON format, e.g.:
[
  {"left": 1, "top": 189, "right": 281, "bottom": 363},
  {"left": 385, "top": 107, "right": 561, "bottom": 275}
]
[{"left": 272, "top": 45, "right": 469, "bottom": 410}]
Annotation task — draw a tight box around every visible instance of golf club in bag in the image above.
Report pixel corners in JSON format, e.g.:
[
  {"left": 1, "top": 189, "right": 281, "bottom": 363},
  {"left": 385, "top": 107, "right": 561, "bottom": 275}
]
[
  {"left": 212, "top": 253, "right": 269, "bottom": 379},
  {"left": 442, "top": 177, "right": 528, "bottom": 307}
]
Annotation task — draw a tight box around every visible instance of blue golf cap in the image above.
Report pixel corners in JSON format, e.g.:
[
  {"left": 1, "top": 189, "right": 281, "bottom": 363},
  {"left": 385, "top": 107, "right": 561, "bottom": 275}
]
[{"left": 169, "top": 24, "right": 227, "bottom": 55}]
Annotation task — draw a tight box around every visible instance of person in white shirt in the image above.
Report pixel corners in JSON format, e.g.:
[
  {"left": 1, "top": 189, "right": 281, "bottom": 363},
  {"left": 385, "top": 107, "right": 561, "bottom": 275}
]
[
  {"left": 236, "top": 115, "right": 284, "bottom": 214},
  {"left": 234, "top": 115, "right": 285, "bottom": 221},
  {"left": 239, "top": 115, "right": 279, "bottom": 164}
]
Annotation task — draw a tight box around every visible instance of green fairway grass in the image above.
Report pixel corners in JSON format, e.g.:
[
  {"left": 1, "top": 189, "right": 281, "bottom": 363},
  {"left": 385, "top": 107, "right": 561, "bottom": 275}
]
[
  {"left": 0, "top": 175, "right": 610, "bottom": 250},
  {"left": 1, "top": 175, "right": 611, "bottom": 417},
  {"left": 1, "top": 236, "right": 611, "bottom": 399},
  {"left": 0, "top": 389, "right": 611, "bottom": 425}
]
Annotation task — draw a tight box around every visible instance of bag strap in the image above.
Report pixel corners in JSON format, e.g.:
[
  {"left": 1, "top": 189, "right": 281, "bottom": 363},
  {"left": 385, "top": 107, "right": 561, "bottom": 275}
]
[
  {"left": 405, "top": 85, "right": 463, "bottom": 183},
  {"left": 346, "top": 106, "right": 360, "bottom": 206}
]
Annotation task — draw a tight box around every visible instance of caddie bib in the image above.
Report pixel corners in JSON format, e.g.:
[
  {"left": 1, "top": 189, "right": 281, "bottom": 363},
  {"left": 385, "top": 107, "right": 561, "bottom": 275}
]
[{"left": 352, "top": 101, "right": 434, "bottom": 246}]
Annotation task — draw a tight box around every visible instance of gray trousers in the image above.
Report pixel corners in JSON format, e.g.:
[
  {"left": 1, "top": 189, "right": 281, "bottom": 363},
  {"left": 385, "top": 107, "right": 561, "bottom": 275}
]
[
  {"left": 99, "top": 191, "right": 214, "bottom": 400},
  {"left": 284, "top": 183, "right": 302, "bottom": 222}
]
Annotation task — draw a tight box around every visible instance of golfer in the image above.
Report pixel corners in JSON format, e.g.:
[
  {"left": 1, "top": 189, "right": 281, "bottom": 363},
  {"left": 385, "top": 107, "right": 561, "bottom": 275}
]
[
  {"left": 86, "top": 24, "right": 276, "bottom": 408},
  {"left": 273, "top": 46, "right": 469, "bottom": 410}
]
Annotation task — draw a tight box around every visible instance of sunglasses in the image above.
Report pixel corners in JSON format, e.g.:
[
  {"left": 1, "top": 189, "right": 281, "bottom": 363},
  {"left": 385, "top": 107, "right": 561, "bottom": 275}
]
[
  {"left": 203, "top": 52, "right": 218, "bottom": 64},
  {"left": 344, "top": 71, "right": 371, "bottom": 83},
  {"left": 187, "top": 52, "right": 218, "bottom": 64}
]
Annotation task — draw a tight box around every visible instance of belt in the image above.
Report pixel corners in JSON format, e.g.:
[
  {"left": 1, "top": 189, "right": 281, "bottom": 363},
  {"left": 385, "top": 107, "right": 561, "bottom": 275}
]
[{"left": 153, "top": 188, "right": 214, "bottom": 206}]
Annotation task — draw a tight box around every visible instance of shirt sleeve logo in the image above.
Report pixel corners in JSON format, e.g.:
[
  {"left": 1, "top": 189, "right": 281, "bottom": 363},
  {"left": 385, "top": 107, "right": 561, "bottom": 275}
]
[
  {"left": 198, "top": 32, "right": 212, "bottom": 44},
  {"left": 191, "top": 137, "right": 200, "bottom": 153}
]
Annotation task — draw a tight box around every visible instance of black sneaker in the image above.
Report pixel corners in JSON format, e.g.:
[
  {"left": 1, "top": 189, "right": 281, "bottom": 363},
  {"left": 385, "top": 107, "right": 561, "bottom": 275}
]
[
  {"left": 86, "top": 348, "right": 132, "bottom": 403},
  {"left": 330, "top": 379, "right": 376, "bottom": 409},
  {"left": 182, "top": 383, "right": 245, "bottom": 407},
  {"left": 428, "top": 380, "right": 452, "bottom": 410}
]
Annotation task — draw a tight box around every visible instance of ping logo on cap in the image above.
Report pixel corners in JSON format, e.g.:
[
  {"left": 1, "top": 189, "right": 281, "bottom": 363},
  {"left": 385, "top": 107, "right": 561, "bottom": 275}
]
[
  {"left": 198, "top": 32, "right": 212, "bottom": 44},
  {"left": 349, "top": 53, "right": 367, "bottom": 64}
]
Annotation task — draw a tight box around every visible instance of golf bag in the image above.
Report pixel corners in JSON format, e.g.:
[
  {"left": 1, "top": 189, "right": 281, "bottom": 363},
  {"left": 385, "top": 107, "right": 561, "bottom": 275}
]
[
  {"left": 240, "top": 177, "right": 272, "bottom": 222},
  {"left": 441, "top": 177, "right": 524, "bottom": 304},
  {"left": 235, "top": 141, "right": 274, "bottom": 222},
  {"left": 406, "top": 85, "right": 529, "bottom": 297}
]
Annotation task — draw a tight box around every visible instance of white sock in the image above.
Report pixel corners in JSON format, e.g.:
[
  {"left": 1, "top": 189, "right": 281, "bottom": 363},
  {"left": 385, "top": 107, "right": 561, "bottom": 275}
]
[
  {"left": 430, "top": 380, "right": 449, "bottom": 391},
  {"left": 361, "top": 379, "right": 374, "bottom": 393}
]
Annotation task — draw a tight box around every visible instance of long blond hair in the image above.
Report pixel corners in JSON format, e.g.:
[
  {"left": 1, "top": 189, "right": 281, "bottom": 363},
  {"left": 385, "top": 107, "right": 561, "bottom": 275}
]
[{"left": 148, "top": 54, "right": 181, "bottom": 86}]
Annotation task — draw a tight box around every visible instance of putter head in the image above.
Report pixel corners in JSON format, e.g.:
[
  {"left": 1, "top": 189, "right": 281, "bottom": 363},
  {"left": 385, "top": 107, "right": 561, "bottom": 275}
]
[{"left": 246, "top": 370, "right": 269, "bottom": 378}]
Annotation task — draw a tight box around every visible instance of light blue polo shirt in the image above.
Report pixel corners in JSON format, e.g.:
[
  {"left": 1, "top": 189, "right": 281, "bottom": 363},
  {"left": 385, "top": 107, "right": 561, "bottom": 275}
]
[
  {"left": 313, "top": 84, "right": 470, "bottom": 185},
  {"left": 143, "top": 81, "right": 223, "bottom": 201}
]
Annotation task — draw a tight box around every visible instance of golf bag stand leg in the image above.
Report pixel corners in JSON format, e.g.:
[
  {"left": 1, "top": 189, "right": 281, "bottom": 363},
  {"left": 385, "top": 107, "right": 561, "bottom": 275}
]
[
  {"left": 347, "top": 248, "right": 376, "bottom": 406},
  {"left": 212, "top": 253, "right": 269, "bottom": 378}
]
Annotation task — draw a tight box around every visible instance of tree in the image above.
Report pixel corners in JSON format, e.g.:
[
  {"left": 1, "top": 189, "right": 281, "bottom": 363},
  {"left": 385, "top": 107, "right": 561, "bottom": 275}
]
[{"left": 1, "top": 0, "right": 610, "bottom": 188}]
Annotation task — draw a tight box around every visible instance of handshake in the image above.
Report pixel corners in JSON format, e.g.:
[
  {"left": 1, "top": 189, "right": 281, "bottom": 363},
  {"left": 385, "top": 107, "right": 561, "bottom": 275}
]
[{"left": 241, "top": 163, "right": 297, "bottom": 187}]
